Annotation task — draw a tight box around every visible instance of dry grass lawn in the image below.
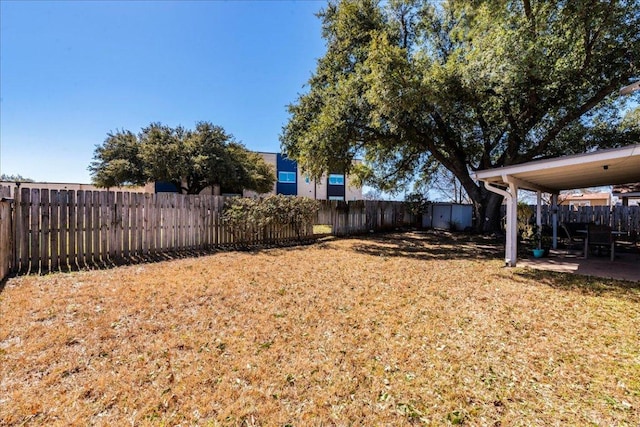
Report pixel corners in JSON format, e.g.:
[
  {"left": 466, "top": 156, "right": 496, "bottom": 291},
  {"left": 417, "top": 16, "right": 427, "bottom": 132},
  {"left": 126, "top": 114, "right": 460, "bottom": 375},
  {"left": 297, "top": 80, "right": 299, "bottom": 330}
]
[{"left": 1, "top": 231, "right": 639, "bottom": 426}]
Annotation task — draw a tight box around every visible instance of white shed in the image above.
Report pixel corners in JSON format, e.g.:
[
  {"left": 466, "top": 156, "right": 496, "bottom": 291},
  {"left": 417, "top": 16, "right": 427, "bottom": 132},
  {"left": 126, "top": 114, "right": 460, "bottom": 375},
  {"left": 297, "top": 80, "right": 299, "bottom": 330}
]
[{"left": 422, "top": 203, "right": 473, "bottom": 230}]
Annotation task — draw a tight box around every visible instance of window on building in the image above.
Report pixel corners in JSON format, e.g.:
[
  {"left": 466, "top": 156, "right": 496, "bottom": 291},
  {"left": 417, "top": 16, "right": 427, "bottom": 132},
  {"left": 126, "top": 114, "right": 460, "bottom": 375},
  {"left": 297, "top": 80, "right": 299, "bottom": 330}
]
[
  {"left": 278, "top": 171, "right": 296, "bottom": 183},
  {"left": 569, "top": 201, "right": 590, "bottom": 211},
  {"left": 328, "top": 174, "right": 344, "bottom": 185},
  {"left": 328, "top": 196, "right": 345, "bottom": 201},
  {"left": 304, "top": 175, "right": 310, "bottom": 184}
]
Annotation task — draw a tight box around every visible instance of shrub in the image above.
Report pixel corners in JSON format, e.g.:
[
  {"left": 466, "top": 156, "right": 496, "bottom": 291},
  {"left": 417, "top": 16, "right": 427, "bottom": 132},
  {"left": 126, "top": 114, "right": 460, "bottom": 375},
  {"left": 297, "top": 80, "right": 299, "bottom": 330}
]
[
  {"left": 222, "top": 195, "right": 319, "bottom": 246},
  {"left": 517, "top": 202, "right": 534, "bottom": 240},
  {"left": 405, "top": 192, "right": 429, "bottom": 216},
  {"left": 221, "top": 197, "right": 261, "bottom": 244}
]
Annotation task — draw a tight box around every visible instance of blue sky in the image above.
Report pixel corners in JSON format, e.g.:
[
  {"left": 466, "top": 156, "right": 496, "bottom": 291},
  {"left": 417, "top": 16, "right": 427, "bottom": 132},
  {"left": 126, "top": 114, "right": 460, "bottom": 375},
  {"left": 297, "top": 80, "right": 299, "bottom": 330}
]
[{"left": 1, "top": 0, "right": 326, "bottom": 183}]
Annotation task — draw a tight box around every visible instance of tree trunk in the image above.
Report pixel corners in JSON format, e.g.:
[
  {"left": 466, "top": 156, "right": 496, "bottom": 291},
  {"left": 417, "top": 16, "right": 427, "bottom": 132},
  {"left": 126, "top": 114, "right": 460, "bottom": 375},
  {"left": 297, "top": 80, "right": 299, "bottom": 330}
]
[
  {"left": 457, "top": 172, "right": 505, "bottom": 234},
  {"left": 472, "top": 188, "right": 504, "bottom": 233}
]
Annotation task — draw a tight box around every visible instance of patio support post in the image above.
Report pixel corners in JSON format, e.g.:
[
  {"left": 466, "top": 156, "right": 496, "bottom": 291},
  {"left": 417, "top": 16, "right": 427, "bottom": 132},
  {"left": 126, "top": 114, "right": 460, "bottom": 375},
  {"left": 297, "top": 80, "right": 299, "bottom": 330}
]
[
  {"left": 551, "top": 193, "right": 558, "bottom": 249},
  {"left": 536, "top": 191, "right": 542, "bottom": 245},
  {"left": 507, "top": 182, "right": 518, "bottom": 266},
  {"left": 483, "top": 179, "right": 518, "bottom": 267}
]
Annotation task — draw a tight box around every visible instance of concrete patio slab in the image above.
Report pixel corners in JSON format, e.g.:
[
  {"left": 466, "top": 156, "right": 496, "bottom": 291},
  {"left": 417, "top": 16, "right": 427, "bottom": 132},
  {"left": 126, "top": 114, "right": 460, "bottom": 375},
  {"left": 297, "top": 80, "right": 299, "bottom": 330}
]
[{"left": 518, "top": 249, "right": 640, "bottom": 282}]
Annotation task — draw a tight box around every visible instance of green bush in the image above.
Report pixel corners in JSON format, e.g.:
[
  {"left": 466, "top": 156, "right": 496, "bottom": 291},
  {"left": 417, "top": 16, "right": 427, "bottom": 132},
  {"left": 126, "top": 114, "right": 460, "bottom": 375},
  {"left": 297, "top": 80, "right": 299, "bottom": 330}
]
[
  {"left": 517, "top": 202, "right": 534, "bottom": 240},
  {"left": 222, "top": 195, "right": 319, "bottom": 245}
]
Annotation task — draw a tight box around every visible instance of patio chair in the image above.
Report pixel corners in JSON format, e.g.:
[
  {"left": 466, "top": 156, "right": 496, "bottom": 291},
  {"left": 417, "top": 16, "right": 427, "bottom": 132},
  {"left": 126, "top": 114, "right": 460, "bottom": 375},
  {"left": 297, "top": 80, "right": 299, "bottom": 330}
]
[
  {"left": 560, "top": 222, "right": 586, "bottom": 250},
  {"left": 586, "top": 224, "right": 615, "bottom": 261}
]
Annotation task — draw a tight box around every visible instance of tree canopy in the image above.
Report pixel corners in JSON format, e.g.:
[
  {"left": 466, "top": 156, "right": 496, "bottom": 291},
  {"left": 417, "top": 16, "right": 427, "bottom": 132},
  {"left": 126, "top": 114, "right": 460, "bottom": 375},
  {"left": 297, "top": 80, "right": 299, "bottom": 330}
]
[
  {"left": 90, "top": 122, "right": 275, "bottom": 195},
  {"left": 281, "top": 0, "right": 640, "bottom": 231},
  {"left": 0, "top": 174, "right": 34, "bottom": 183}
]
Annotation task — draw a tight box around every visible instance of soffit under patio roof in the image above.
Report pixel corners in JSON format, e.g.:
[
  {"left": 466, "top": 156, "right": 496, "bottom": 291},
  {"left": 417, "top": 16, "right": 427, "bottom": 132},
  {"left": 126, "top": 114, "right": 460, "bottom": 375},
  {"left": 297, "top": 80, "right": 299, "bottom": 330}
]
[{"left": 473, "top": 144, "right": 640, "bottom": 193}]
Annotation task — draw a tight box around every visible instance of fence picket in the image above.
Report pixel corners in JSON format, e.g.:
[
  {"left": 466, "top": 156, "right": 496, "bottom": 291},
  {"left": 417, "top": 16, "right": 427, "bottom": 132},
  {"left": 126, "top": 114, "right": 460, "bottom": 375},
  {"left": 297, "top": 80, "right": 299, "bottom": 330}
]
[
  {"left": 92, "top": 191, "right": 101, "bottom": 265},
  {"left": 107, "top": 191, "right": 116, "bottom": 261},
  {"left": 29, "top": 189, "right": 40, "bottom": 273},
  {"left": 143, "top": 193, "right": 152, "bottom": 255},
  {"left": 114, "top": 192, "right": 123, "bottom": 260},
  {"left": 128, "top": 192, "right": 137, "bottom": 257},
  {"left": 98, "top": 191, "right": 107, "bottom": 263},
  {"left": 18, "top": 190, "right": 28, "bottom": 271},
  {"left": 135, "top": 193, "right": 142, "bottom": 255},
  {"left": 50, "top": 191, "right": 60, "bottom": 271},
  {"left": 59, "top": 190, "right": 69, "bottom": 269},
  {"left": 40, "top": 190, "right": 50, "bottom": 272},
  {"left": 122, "top": 192, "right": 130, "bottom": 258},
  {"left": 84, "top": 191, "right": 93, "bottom": 266},
  {"left": 76, "top": 191, "right": 85, "bottom": 268},
  {"left": 68, "top": 190, "right": 76, "bottom": 268},
  {"left": 0, "top": 200, "right": 11, "bottom": 279}
]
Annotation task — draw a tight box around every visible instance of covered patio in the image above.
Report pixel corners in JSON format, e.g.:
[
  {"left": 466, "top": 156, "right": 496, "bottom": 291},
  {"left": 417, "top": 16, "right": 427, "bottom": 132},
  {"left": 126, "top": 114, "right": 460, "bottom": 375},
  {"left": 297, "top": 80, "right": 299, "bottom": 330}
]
[
  {"left": 473, "top": 144, "right": 640, "bottom": 277},
  {"left": 518, "top": 249, "right": 640, "bottom": 281}
]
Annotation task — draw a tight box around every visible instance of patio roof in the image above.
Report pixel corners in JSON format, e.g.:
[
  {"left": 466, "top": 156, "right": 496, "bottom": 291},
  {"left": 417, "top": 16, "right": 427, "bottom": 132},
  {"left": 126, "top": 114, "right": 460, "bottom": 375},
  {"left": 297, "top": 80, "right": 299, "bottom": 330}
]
[
  {"left": 472, "top": 144, "right": 640, "bottom": 267},
  {"left": 473, "top": 144, "right": 640, "bottom": 193}
]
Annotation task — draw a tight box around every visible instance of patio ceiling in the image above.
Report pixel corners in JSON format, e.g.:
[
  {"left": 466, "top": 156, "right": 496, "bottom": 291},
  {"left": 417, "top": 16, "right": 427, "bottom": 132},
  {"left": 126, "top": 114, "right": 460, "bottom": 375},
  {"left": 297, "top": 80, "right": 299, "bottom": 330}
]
[{"left": 473, "top": 144, "right": 640, "bottom": 193}]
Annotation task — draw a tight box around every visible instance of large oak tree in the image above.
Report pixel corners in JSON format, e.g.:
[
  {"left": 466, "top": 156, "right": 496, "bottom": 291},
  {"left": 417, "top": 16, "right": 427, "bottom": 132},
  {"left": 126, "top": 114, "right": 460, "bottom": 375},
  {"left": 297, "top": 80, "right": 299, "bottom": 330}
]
[
  {"left": 90, "top": 122, "right": 275, "bottom": 195},
  {"left": 281, "top": 0, "right": 640, "bottom": 231}
]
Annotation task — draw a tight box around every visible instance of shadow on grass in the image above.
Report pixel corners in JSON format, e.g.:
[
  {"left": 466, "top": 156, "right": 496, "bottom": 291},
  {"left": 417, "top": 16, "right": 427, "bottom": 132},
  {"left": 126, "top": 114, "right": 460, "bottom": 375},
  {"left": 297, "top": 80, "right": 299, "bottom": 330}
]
[
  {"left": 0, "top": 274, "right": 10, "bottom": 294},
  {"left": 344, "top": 230, "right": 504, "bottom": 261},
  {"left": 313, "top": 230, "right": 640, "bottom": 301},
  {"left": 2, "top": 237, "right": 324, "bottom": 286},
  {"left": 511, "top": 268, "right": 640, "bottom": 302}
]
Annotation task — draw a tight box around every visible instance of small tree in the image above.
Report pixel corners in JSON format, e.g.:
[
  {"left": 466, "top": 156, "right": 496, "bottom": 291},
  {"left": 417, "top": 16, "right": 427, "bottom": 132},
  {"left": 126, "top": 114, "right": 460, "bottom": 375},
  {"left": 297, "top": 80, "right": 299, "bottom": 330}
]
[
  {"left": 90, "top": 121, "right": 275, "bottom": 194},
  {"left": 404, "top": 191, "right": 429, "bottom": 226}
]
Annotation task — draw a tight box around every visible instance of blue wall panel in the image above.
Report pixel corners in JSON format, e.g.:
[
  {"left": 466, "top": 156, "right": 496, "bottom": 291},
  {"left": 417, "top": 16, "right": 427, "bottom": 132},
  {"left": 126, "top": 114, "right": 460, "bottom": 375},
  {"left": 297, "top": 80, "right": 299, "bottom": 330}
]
[
  {"left": 276, "top": 153, "right": 298, "bottom": 196},
  {"left": 155, "top": 181, "right": 179, "bottom": 193},
  {"left": 327, "top": 173, "right": 345, "bottom": 200}
]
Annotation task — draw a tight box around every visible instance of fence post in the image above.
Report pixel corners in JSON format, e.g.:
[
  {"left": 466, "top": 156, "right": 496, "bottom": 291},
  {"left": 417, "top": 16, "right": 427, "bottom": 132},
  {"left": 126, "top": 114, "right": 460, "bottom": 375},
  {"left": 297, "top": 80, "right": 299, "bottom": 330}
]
[
  {"left": 11, "top": 183, "right": 20, "bottom": 274},
  {"left": 0, "top": 186, "right": 13, "bottom": 280}
]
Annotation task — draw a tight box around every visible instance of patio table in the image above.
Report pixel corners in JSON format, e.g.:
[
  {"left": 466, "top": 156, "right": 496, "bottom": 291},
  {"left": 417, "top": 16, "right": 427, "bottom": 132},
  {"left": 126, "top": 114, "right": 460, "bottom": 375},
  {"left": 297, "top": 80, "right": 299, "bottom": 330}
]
[{"left": 578, "top": 229, "right": 625, "bottom": 261}]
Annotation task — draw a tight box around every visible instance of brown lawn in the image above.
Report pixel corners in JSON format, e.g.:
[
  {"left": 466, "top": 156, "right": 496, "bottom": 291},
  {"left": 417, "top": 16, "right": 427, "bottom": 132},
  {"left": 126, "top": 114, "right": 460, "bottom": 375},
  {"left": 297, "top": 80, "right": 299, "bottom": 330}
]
[{"left": 1, "top": 231, "right": 639, "bottom": 426}]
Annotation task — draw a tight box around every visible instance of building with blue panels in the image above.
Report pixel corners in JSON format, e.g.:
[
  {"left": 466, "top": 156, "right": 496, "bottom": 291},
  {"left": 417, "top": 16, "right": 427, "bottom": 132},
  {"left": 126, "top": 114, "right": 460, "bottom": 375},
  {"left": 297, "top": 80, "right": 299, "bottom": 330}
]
[
  {"left": 150, "top": 151, "right": 362, "bottom": 200},
  {"left": 246, "top": 152, "right": 362, "bottom": 201}
]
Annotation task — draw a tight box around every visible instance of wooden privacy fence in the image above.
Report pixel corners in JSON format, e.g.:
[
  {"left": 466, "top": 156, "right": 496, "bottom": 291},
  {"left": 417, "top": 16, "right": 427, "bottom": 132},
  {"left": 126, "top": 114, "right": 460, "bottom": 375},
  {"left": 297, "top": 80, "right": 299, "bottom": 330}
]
[
  {"left": 0, "top": 186, "right": 422, "bottom": 278},
  {"left": 9, "top": 188, "right": 315, "bottom": 275},
  {"left": 315, "top": 200, "right": 418, "bottom": 236},
  {"left": 532, "top": 205, "right": 640, "bottom": 233}
]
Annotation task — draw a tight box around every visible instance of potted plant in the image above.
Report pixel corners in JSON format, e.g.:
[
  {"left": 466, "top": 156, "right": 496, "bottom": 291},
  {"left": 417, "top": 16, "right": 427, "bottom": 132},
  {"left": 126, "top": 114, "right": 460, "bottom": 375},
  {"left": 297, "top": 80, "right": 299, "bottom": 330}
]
[
  {"left": 544, "top": 235, "right": 555, "bottom": 254},
  {"left": 531, "top": 226, "right": 551, "bottom": 258},
  {"left": 532, "top": 247, "right": 545, "bottom": 258}
]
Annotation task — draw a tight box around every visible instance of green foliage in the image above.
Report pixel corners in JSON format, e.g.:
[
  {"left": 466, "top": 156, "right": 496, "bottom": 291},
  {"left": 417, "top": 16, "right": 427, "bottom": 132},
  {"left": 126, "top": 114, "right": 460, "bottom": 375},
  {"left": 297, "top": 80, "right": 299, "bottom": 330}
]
[
  {"left": 222, "top": 195, "right": 320, "bottom": 245},
  {"left": 90, "top": 122, "right": 275, "bottom": 194},
  {"left": 89, "top": 130, "right": 144, "bottom": 188},
  {"left": 404, "top": 191, "right": 429, "bottom": 217},
  {"left": 220, "top": 197, "right": 260, "bottom": 243},
  {"left": 281, "top": 0, "right": 640, "bottom": 231},
  {"left": 517, "top": 202, "right": 534, "bottom": 240},
  {"left": 0, "top": 174, "right": 34, "bottom": 183}
]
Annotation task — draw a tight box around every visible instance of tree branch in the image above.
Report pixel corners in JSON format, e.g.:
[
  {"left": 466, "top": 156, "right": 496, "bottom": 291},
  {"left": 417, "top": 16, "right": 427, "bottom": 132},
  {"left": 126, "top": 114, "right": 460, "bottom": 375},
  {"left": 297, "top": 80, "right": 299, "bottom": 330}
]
[{"left": 530, "top": 80, "right": 621, "bottom": 158}]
